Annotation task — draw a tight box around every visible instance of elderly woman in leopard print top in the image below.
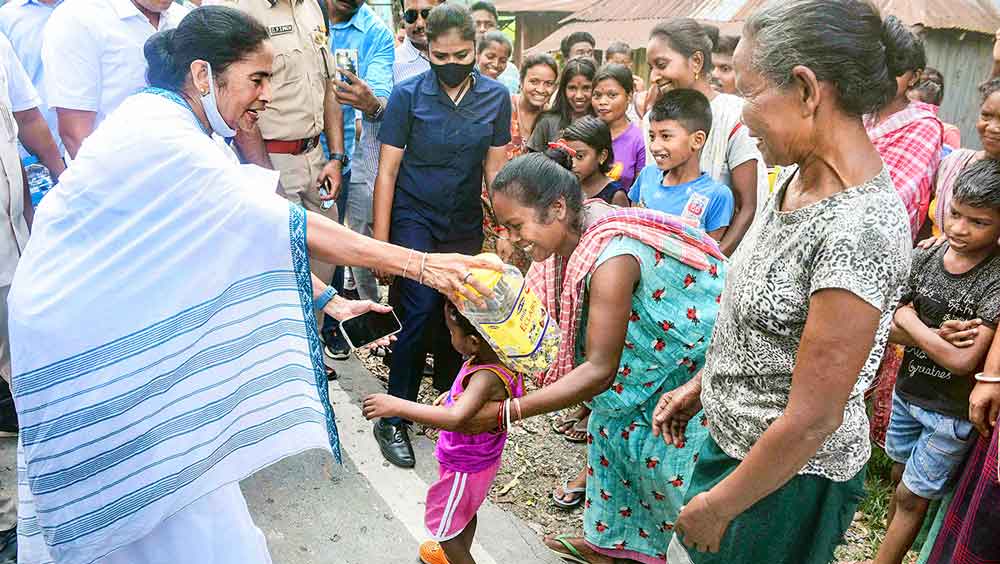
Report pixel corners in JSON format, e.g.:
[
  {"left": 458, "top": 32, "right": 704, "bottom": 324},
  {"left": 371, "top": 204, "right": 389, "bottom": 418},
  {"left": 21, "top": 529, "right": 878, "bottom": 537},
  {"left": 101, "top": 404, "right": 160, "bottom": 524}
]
[{"left": 654, "top": 1, "right": 913, "bottom": 563}]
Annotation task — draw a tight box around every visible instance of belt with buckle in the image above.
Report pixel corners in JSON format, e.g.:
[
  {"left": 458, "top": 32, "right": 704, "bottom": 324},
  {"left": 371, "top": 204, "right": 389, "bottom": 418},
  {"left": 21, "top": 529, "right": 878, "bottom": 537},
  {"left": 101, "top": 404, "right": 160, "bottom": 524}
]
[{"left": 264, "top": 135, "right": 321, "bottom": 155}]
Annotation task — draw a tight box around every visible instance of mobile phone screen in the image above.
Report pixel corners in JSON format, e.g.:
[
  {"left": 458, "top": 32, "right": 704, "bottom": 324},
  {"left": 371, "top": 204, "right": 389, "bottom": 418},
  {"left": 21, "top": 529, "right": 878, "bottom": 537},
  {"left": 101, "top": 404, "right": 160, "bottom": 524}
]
[{"left": 339, "top": 310, "right": 401, "bottom": 350}]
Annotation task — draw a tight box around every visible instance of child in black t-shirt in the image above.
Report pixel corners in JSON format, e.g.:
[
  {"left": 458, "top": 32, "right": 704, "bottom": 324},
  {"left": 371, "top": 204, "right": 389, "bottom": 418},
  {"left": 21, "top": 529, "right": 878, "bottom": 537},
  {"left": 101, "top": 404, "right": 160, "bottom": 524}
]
[{"left": 876, "top": 159, "right": 1000, "bottom": 564}]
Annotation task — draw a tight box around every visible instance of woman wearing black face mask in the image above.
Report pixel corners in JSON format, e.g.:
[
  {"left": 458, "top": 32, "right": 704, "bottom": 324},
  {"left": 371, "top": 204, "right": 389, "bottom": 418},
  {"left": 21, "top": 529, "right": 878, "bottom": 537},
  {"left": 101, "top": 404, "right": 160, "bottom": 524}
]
[{"left": 371, "top": 3, "right": 512, "bottom": 469}]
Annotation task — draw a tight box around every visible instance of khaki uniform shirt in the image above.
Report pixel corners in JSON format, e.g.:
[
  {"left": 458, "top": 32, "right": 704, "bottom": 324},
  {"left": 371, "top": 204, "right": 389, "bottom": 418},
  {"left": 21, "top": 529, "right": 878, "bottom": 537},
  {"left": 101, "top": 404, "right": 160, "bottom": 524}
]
[
  {"left": 0, "top": 56, "right": 27, "bottom": 288},
  {"left": 208, "top": 0, "right": 331, "bottom": 141}
]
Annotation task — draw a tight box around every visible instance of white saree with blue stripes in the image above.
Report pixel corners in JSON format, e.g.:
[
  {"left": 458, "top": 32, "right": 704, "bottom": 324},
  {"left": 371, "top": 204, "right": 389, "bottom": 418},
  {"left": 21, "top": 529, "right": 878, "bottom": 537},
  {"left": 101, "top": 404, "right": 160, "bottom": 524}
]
[{"left": 7, "top": 90, "right": 340, "bottom": 564}]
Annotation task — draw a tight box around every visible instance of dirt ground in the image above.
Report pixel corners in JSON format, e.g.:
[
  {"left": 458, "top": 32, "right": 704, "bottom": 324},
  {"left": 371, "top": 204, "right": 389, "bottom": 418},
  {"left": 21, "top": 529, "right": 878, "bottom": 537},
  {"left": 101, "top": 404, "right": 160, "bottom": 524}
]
[{"left": 355, "top": 348, "right": 912, "bottom": 563}]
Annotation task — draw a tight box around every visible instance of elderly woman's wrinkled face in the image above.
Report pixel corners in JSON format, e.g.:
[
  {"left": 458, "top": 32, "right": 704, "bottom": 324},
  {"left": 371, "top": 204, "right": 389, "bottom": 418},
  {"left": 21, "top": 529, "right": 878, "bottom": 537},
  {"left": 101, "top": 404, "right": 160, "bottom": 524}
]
[
  {"left": 214, "top": 42, "right": 275, "bottom": 130},
  {"left": 733, "top": 37, "right": 805, "bottom": 167},
  {"left": 491, "top": 190, "right": 571, "bottom": 262},
  {"left": 978, "top": 91, "right": 1000, "bottom": 158}
]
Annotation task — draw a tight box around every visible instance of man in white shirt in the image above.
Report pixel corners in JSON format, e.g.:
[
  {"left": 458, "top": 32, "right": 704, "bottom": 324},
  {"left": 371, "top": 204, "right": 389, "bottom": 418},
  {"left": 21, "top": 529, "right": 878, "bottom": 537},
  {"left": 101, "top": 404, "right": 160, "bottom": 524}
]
[
  {"left": 0, "top": 0, "right": 63, "bottom": 157},
  {"left": 0, "top": 32, "right": 33, "bottom": 564},
  {"left": 41, "top": 0, "right": 188, "bottom": 158},
  {"left": 0, "top": 34, "right": 63, "bottom": 180}
]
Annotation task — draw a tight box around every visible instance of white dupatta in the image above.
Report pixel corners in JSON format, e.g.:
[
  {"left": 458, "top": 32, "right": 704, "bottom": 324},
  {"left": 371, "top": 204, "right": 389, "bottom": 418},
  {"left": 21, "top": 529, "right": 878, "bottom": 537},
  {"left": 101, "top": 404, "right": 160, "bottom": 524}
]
[{"left": 9, "top": 90, "right": 338, "bottom": 564}]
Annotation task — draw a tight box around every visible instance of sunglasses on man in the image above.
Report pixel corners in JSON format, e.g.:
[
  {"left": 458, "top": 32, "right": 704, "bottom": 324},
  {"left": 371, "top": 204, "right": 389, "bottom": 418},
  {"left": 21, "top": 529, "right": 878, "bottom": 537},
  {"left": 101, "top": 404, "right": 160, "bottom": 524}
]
[{"left": 403, "top": 8, "right": 431, "bottom": 24}]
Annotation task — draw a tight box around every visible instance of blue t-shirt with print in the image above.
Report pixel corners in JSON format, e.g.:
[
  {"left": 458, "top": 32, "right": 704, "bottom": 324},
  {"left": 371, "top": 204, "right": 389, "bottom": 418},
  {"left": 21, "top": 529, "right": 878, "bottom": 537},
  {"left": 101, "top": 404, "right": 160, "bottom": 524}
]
[{"left": 628, "top": 167, "right": 735, "bottom": 233}]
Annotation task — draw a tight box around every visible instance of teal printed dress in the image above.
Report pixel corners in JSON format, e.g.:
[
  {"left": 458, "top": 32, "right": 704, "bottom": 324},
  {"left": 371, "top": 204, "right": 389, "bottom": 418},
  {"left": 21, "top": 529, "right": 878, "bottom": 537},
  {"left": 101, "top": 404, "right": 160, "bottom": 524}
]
[{"left": 578, "top": 236, "right": 725, "bottom": 562}]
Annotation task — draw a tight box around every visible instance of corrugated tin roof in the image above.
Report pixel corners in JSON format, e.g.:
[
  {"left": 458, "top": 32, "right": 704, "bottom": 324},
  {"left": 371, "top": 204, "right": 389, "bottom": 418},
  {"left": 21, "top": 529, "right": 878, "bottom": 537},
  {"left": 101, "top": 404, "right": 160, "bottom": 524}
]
[
  {"left": 524, "top": 0, "right": 743, "bottom": 54},
  {"left": 731, "top": 0, "right": 1000, "bottom": 35},
  {"left": 492, "top": 0, "right": 586, "bottom": 14},
  {"left": 526, "top": 0, "right": 1000, "bottom": 56},
  {"left": 526, "top": 18, "right": 742, "bottom": 54}
]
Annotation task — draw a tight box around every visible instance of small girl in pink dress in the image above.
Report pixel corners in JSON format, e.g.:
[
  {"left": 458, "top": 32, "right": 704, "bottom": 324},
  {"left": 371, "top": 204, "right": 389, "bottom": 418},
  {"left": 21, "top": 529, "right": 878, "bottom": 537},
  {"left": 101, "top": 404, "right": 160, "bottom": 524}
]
[{"left": 363, "top": 301, "right": 524, "bottom": 564}]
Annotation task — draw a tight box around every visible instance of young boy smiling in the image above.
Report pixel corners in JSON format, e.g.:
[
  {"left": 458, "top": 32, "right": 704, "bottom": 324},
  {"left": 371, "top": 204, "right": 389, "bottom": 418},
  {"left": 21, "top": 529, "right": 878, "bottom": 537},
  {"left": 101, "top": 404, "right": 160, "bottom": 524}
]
[
  {"left": 876, "top": 158, "right": 1000, "bottom": 564},
  {"left": 628, "top": 89, "right": 734, "bottom": 241}
]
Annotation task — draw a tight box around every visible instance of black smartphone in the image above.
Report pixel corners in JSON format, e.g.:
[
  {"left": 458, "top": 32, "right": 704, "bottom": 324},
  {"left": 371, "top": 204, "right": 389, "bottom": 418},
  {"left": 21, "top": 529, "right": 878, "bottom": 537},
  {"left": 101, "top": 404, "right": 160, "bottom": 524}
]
[{"left": 339, "top": 310, "right": 402, "bottom": 350}]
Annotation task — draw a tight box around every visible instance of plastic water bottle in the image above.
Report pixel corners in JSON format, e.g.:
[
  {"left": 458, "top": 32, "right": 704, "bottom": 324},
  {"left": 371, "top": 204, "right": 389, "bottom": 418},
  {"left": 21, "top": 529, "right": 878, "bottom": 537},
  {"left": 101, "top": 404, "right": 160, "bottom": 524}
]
[
  {"left": 457, "top": 254, "right": 561, "bottom": 374},
  {"left": 23, "top": 156, "right": 53, "bottom": 206}
]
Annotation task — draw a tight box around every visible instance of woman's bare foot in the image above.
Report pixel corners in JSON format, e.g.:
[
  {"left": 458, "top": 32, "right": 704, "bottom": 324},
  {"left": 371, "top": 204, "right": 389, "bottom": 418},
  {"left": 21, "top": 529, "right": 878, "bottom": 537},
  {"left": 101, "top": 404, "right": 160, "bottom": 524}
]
[{"left": 544, "top": 535, "right": 619, "bottom": 564}]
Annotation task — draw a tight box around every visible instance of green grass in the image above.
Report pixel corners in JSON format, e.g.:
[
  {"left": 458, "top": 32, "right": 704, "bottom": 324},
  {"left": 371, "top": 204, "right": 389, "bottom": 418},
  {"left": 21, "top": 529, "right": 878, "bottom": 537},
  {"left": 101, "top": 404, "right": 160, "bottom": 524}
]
[{"left": 858, "top": 447, "right": 896, "bottom": 555}]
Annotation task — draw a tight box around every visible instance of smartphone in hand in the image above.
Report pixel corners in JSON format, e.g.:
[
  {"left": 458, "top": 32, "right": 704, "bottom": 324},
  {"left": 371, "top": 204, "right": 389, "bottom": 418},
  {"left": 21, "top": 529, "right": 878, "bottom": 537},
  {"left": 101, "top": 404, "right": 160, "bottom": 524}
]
[{"left": 339, "top": 310, "right": 402, "bottom": 350}]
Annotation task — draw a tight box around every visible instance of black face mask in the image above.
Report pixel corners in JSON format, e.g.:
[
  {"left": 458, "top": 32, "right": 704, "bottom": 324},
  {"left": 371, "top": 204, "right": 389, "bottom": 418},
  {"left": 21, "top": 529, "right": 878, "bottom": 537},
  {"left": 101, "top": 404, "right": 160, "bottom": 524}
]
[{"left": 431, "top": 61, "right": 475, "bottom": 88}]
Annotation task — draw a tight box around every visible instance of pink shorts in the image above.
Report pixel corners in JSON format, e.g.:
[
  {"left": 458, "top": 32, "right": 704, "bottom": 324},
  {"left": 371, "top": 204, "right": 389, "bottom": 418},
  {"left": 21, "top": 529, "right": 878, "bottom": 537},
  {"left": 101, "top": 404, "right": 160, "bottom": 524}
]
[{"left": 424, "top": 459, "right": 501, "bottom": 541}]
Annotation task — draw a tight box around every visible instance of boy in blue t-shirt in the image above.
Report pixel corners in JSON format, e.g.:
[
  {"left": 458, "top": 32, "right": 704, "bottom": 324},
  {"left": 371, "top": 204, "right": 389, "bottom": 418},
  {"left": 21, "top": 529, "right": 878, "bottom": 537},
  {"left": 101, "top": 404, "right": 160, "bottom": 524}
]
[{"left": 628, "top": 89, "right": 734, "bottom": 241}]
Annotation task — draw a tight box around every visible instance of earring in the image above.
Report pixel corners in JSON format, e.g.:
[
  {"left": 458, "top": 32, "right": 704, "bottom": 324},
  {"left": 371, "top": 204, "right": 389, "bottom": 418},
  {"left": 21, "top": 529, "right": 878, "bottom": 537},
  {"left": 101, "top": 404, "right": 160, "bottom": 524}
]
[{"left": 694, "top": 72, "right": 700, "bottom": 82}]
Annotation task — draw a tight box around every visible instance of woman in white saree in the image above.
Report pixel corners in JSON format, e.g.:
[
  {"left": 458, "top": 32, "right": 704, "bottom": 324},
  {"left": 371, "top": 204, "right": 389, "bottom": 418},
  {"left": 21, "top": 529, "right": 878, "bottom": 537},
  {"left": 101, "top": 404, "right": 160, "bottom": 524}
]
[{"left": 8, "top": 7, "right": 493, "bottom": 564}]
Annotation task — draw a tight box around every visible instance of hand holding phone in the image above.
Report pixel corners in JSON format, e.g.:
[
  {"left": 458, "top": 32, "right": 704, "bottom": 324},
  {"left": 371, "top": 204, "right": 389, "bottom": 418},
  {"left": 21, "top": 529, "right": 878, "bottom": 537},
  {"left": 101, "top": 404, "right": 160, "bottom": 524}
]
[
  {"left": 339, "top": 309, "right": 402, "bottom": 350},
  {"left": 319, "top": 178, "right": 336, "bottom": 210}
]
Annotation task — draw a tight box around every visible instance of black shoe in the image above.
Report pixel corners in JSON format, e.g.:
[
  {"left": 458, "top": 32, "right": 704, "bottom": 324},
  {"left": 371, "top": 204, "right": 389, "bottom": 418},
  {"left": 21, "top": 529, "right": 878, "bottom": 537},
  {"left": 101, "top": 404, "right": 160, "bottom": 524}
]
[
  {"left": 0, "top": 526, "right": 16, "bottom": 564},
  {"left": 324, "top": 342, "right": 351, "bottom": 361},
  {"left": 373, "top": 419, "right": 414, "bottom": 468}
]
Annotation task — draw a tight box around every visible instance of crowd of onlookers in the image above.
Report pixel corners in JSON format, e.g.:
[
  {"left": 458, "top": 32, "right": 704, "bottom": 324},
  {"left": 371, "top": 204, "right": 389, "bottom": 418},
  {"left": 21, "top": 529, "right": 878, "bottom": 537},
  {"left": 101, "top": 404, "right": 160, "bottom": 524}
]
[{"left": 3, "top": 0, "right": 1000, "bottom": 563}]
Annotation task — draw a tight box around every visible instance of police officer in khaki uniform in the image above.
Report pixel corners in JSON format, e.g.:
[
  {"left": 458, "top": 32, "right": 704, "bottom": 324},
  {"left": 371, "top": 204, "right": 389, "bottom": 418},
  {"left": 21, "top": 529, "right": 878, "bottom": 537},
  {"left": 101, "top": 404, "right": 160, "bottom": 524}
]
[{"left": 207, "top": 0, "right": 347, "bottom": 312}]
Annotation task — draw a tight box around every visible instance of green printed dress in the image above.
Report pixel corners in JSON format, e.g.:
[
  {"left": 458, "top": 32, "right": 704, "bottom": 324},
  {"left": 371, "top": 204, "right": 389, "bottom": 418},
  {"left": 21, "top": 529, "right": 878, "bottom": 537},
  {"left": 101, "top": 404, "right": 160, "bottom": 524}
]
[{"left": 578, "top": 236, "right": 725, "bottom": 563}]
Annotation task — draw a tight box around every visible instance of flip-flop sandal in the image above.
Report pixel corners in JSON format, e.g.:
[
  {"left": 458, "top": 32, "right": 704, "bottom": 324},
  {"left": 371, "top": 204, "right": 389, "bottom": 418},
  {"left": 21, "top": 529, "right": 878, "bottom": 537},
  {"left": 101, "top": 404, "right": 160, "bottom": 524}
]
[
  {"left": 325, "top": 365, "right": 338, "bottom": 381},
  {"left": 547, "top": 534, "right": 591, "bottom": 563},
  {"left": 551, "top": 477, "right": 586, "bottom": 510},
  {"left": 551, "top": 415, "right": 581, "bottom": 435},
  {"left": 564, "top": 418, "right": 589, "bottom": 443}
]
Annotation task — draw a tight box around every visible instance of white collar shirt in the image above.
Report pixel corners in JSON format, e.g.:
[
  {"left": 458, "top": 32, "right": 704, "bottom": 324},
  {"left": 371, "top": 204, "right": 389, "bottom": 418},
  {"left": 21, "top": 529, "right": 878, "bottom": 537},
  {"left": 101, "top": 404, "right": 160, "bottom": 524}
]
[
  {"left": 0, "top": 0, "right": 62, "bottom": 156},
  {"left": 41, "top": 0, "right": 188, "bottom": 128}
]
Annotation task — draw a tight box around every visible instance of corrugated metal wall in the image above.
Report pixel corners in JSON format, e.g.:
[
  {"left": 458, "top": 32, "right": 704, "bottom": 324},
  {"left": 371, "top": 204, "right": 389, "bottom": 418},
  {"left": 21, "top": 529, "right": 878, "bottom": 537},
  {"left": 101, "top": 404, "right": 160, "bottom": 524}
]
[{"left": 925, "top": 29, "right": 993, "bottom": 149}]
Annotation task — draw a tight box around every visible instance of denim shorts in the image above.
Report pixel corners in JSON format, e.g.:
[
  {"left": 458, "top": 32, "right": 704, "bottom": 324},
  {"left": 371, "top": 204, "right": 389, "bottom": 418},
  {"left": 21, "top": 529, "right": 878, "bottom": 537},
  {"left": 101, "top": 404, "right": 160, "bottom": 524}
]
[{"left": 885, "top": 392, "right": 976, "bottom": 500}]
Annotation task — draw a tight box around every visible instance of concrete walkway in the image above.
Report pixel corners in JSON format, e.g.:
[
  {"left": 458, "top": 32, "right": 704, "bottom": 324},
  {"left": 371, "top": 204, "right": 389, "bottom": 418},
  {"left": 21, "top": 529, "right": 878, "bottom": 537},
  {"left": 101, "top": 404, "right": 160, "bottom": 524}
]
[{"left": 0, "top": 356, "right": 562, "bottom": 563}]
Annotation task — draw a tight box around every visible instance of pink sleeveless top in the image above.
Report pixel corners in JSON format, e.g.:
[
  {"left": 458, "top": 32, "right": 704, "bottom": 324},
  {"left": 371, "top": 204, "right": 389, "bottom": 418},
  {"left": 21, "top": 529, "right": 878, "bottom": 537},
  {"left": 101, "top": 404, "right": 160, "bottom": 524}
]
[{"left": 434, "top": 360, "right": 524, "bottom": 473}]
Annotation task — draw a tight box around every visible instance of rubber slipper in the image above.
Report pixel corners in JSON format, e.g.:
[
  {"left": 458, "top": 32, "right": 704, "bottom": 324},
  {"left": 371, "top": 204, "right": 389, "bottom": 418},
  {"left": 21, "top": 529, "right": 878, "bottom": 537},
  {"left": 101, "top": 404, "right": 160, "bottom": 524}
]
[
  {"left": 546, "top": 534, "right": 591, "bottom": 563},
  {"left": 564, "top": 418, "right": 589, "bottom": 443},
  {"left": 552, "top": 415, "right": 581, "bottom": 435},
  {"left": 552, "top": 477, "right": 586, "bottom": 510}
]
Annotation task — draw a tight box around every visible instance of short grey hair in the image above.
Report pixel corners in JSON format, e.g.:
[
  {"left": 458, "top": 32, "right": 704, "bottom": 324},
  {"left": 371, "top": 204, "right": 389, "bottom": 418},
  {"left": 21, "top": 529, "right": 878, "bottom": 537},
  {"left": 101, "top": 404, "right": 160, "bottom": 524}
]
[
  {"left": 743, "top": 0, "right": 895, "bottom": 117},
  {"left": 953, "top": 158, "right": 1000, "bottom": 212}
]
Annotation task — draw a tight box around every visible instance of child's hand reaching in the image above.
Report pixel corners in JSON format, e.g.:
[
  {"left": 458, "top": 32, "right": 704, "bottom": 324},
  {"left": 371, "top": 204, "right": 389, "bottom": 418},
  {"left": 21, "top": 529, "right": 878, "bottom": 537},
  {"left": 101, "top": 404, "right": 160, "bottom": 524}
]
[{"left": 362, "top": 394, "right": 401, "bottom": 420}]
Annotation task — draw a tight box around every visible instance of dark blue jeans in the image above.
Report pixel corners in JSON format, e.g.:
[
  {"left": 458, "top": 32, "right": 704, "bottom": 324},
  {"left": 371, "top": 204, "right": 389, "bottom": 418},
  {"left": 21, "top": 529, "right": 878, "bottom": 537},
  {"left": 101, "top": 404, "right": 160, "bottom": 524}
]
[{"left": 385, "top": 218, "right": 482, "bottom": 425}]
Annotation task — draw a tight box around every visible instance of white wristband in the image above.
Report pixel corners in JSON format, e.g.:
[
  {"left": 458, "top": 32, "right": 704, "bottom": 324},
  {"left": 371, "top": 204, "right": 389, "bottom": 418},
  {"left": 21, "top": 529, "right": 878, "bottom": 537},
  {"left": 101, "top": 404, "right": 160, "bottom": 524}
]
[{"left": 974, "top": 372, "right": 1000, "bottom": 383}]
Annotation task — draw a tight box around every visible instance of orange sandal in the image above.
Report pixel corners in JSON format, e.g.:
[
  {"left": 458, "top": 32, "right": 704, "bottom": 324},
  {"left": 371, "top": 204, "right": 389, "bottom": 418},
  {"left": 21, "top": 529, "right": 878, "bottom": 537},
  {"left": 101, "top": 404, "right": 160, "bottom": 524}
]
[{"left": 419, "top": 540, "right": 451, "bottom": 564}]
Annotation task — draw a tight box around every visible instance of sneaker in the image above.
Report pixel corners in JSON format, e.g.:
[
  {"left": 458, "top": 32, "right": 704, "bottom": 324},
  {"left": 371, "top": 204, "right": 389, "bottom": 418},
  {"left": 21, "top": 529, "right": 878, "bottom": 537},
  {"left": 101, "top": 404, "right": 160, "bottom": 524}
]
[
  {"left": 418, "top": 541, "right": 450, "bottom": 564},
  {"left": 324, "top": 342, "right": 351, "bottom": 361},
  {"left": 0, "top": 419, "right": 18, "bottom": 438}
]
